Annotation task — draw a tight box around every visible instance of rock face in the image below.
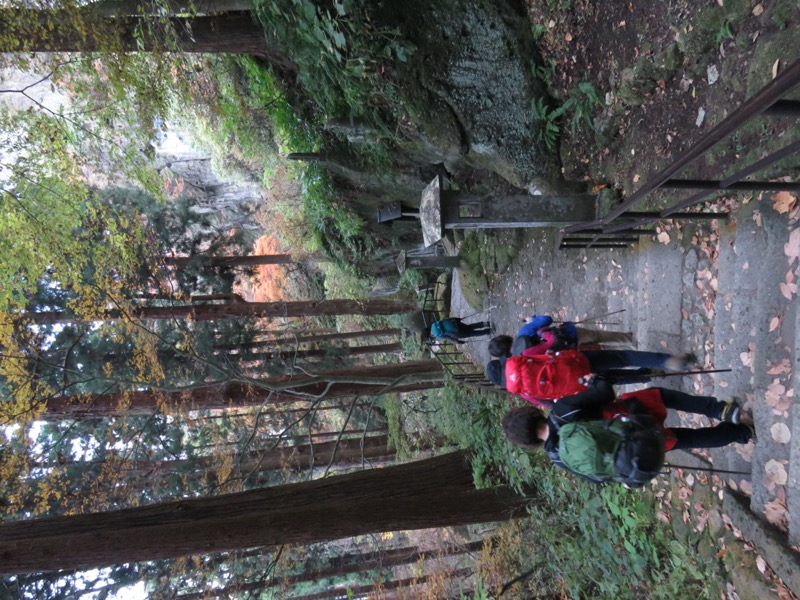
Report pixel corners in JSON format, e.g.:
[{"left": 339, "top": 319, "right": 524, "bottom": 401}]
[{"left": 377, "top": 0, "right": 560, "bottom": 194}]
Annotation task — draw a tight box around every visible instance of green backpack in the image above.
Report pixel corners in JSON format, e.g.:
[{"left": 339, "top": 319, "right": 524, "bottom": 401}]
[{"left": 557, "top": 418, "right": 665, "bottom": 487}]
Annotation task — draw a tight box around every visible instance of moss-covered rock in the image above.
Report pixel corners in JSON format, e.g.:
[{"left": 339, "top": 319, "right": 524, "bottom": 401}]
[{"left": 378, "top": 0, "right": 563, "bottom": 194}]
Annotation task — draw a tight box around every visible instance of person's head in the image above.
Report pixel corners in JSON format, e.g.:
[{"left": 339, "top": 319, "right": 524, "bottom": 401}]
[
  {"left": 502, "top": 406, "right": 549, "bottom": 450},
  {"left": 488, "top": 335, "right": 513, "bottom": 358},
  {"left": 485, "top": 359, "right": 507, "bottom": 388}
]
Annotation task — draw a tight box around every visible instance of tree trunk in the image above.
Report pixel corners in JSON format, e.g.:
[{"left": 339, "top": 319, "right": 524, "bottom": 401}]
[
  {"left": 178, "top": 541, "right": 483, "bottom": 600},
  {"left": 164, "top": 253, "right": 293, "bottom": 268},
  {"left": 116, "top": 434, "right": 396, "bottom": 481},
  {"left": 0, "top": 452, "right": 527, "bottom": 575},
  {"left": 285, "top": 569, "right": 472, "bottom": 600},
  {"left": 39, "top": 361, "right": 444, "bottom": 419},
  {"left": 86, "top": 0, "right": 253, "bottom": 17},
  {"left": 26, "top": 300, "right": 418, "bottom": 325},
  {"left": 215, "top": 328, "right": 403, "bottom": 352},
  {"left": 237, "top": 342, "right": 404, "bottom": 363},
  {"left": 0, "top": 11, "right": 290, "bottom": 63}
]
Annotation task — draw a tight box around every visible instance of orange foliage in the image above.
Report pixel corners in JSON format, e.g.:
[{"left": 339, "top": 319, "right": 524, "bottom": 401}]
[{"left": 250, "top": 234, "right": 288, "bottom": 302}]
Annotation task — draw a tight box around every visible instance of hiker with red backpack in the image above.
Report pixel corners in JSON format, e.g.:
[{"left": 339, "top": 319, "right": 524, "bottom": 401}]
[
  {"left": 517, "top": 314, "right": 636, "bottom": 350},
  {"left": 501, "top": 376, "right": 755, "bottom": 488},
  {"left": 489, "top": 313, "right": 635, "bottom": 358},
  {"left": 486, "top": 345, "right": 697, "bottom": 408}
]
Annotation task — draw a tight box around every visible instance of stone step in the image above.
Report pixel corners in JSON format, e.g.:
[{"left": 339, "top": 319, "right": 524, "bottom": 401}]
[
  {"left": 711, "top": 202, "right": 764, "bottom": 484},
  {"left": 750, "top": 200, "right": 796, "bottom": 524},
  {"left": 789, "top": 402, "right": 800, "bottom": 546},
  {"left": 635, "top": 236, "right": 685, "bottom": 356}
]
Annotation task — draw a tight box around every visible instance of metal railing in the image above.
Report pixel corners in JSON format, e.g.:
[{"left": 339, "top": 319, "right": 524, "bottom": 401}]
[
  {"left": 559, "top": 57, "right": 800, "bottom": 249},
  {"left": 418, "top": 277, "right": 490, "bottom": 384}
]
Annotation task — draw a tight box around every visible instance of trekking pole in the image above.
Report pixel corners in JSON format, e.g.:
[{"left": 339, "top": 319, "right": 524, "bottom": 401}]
[
  {"left": 573, "top": 309, "right": 626, "bottom": 325},
  {"left": 461, "top": 306, "right": 497, "bottom": 321},
  {"left": 649, "top": 368, "right": 732, "bottom": 379},
  {"left": 663, "top": 463, "right": 751, "bottom": 476}
]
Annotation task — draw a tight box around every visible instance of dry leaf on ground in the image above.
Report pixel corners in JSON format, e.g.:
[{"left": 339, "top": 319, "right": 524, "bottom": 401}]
[
  {"left": 770, "top": 422, "right": 791, "bottom": 444},
  {"left": 772, "top": 191, "right": 797, "bottom": 214},
  {"left": 764, "top": 498, "right": 788, "bottom": 528},
  {"left": 764, "top": 459, "right": 788, "bottom": 489}
]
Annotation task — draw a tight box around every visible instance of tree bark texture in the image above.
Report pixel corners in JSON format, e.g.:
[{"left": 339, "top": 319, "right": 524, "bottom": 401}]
[
  {"left": 0, "top": 452, "right": 528, "bottom": 574},
  {"left": 0, "top": 10, "right": 292, "bottom": 65},
  {"left": 215, "top": 328, "right": 403, "bottom": 352},
  {"left": 40, "top": 361, "right": 444, "bottom": 418},
  {"left": 27, "top": 300, "right": 418, "bottom": 324},
  {"left": 237, "top": 342, "right": 404, "bottom": 362},
  {"left": 164, "top": 254, "right": 293, "bottom": 268}
]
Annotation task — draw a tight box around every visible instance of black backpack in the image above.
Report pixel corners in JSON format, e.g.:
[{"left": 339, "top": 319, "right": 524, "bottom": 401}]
[{"left": 551, "top": 404, "right": 666, "bottom": 488}]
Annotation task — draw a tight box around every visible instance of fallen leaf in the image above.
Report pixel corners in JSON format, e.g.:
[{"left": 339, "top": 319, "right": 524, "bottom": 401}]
[
  {"left": 764, "top": 498, "right": 788, "bottom": 527},
  {"left": 752, "top": 3, "right": 764, "bottom": 15},
  {"left": 753, "top": 210, "right": 762, "bottom": 226},
  {"left": 657, "top": 231, "right": 670, "bottom": 244},
  {"left": 769, "top": 317, "right": 781, "bottom": 332},
  {"left": 565, "top": 32, "right": 573, "bottom": 41},
  {"left": 771, "top": 422, "right": 791, "bottom": 444},
  {"left": 772, "top": 191, "right": 797, "bottom": 214},
  {"left": 779, "top": 282, "right": 796, "bottom": 300},
  {"left": 633, "top": 173, "right": 640, "bottom": 183},
  {"left": 784, "top": 228, "right": 800, "bottom": 264},
  {"left": 756, "top": 555, "right": 767, "bottom": 574},
  {"left": 773, "top": 59, "right": 780, "bottom": 79},
  {"left": 764, "top": 459, "right": 788, "bottom": 488},
  {"left": 767, "top": 358, "right": 791, "bottom": 375}
]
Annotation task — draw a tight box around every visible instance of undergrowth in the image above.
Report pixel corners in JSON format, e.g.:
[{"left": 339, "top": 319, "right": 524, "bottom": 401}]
[{"left": 399, "top": 378, "right": 717, "bottom": 598}]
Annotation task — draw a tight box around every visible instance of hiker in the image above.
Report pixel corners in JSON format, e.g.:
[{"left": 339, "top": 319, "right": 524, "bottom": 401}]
[
  {"left": 517, "top": 314, "right": 635, "bottom": 352},
  {"left": 428, "top": 317, "right": 492, "bottom": 343},
  {"left": 485, "top": 348, "right": 697, "bottom": 407},
  {"left": 502, "top": 377, "right": 755, "bottom": 487}
]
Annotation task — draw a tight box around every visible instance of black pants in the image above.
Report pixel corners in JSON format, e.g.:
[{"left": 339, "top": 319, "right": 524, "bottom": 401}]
[
  {"left": 655, "top": 387, "right": 752, "bottom": 449},
  {"left": 456, "top": 321, "right": 492, "bottom": 338}
]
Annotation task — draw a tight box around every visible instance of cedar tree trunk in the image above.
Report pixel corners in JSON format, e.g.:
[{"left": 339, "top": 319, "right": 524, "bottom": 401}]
[
  {"left": 26, "top": 300, "right": 417, "bottom": 324},
  {"left": 0, "top": 452, "right": 528, "bottom": 574},
  {"left": 40, "top": 360, "right": 444, "bottom": 419}
]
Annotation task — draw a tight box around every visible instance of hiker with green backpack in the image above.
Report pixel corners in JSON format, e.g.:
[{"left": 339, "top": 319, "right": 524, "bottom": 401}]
[{"left": 502, "top": 376, "right": 755, "bottom": 488}]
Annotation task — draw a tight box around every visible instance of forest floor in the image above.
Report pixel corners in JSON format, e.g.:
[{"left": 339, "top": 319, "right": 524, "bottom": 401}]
[{"left": 526, "top": 0, "right": 799, "bottom": 196}]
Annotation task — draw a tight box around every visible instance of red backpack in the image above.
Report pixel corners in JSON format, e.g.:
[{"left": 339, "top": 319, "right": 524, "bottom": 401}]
[{"left": 504, "top": 350, "right": 591, "bottom": 403}]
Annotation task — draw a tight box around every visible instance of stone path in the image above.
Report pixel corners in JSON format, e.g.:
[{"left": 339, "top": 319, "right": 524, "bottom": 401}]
[{"left": 450, "top": 193, "right": 800, "bottom": 594}]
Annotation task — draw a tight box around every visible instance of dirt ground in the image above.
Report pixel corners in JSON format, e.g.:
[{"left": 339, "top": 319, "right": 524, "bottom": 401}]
[{"left": 526, "top": 0, "right": 800, "bottom": 199}]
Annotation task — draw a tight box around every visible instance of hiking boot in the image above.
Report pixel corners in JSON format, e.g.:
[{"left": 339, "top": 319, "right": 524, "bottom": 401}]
[
  {"left": 664, "top": 352, "right": 698, "bottom": 372},
  {"left": 720, "top": 400, "right": 741, "bottom": 424}
]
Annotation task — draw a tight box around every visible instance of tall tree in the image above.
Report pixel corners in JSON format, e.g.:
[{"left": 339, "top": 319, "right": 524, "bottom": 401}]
[
  {"left": 25, "top": 299, "right": 417, "bottom": 324},
  {"left": 37, "top": 360, "right": 444, "bottom": 419},
  {"left": 0, "top": 452, "right": 528, "bottom": 574},
  {"left": 0, "top": 10, "right": 290, "bottom": 61}
]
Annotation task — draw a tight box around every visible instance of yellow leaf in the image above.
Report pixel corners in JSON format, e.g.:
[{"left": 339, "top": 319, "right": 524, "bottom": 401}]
[
  {"left": 779, "top": 282, "right": 795, "bottom": 300},
  {"left": 657, "top": 231, "right": 670, "bottom": 244},
  {"left": 772, "top": 59, "right": 780, "bottom": 79},
  {"left": 752, "top": 3, "right": 764, "bottom": 16},
  {"left": 769, "top": 317, "right": 780, "bottom": 332}
]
